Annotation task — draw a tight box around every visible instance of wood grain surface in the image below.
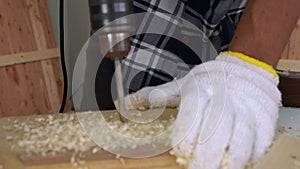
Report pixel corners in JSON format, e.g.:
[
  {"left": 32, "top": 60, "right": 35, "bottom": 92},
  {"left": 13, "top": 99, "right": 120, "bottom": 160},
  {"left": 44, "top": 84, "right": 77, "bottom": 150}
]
[
  {"left": 0, "top": 48, "right": 60, "bottom": 67},
  {"left": 0, "top": 0, "right": 70, "bottom": 116},
  {"left": 281, "top": 18, "right": 300, "bottom": 61},
  {"left": 0, "top": 110, "right": 182, "bottom": 169},
  {"left": 0, "top": 150, "right": 181, "bottom": 169},
  {"left": 256, "top": 136, "right": 300, "bottom": 169},
  {"left": 0, "top": 110, "right": 299, "bottom": 169}
]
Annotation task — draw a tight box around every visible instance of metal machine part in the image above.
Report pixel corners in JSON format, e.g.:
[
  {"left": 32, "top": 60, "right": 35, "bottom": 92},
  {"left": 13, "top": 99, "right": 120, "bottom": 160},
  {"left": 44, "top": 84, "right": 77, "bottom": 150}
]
[
  {"left": 98, "top": 32, "right": 131, "bottom": 59},
  {"left": 89, "top": 0, "right": 134, "bottom": 122},
  {"left": 89, "top": 0, "right": 134, "bottom": 30},
  {"left": 114, "top": 58, "right": 127, "bottom": 122}
]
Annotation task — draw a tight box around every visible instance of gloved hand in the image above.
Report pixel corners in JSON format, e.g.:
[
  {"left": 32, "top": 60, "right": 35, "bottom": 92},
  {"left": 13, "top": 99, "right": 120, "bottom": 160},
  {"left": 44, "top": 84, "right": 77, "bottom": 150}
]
[{"left": 124, "top": 51, "right": 281, "bottom": 169}]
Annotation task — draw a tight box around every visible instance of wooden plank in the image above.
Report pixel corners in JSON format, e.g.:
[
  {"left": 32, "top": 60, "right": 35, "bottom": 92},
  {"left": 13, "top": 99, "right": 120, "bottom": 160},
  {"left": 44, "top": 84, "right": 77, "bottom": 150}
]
[
  {"left": 0, "top": 49, "right": 60, "bottom": 67},
  {"left": 0, "top": 0, "right": 44, "bottom": 117},
  {"left": 0, "top": 110, "right": 181, "bottom": 169},
  {"left": 0, "top": 111, "right": 299, "bottom": 169},
  {"left": 256, "top": 136, "right": 300, "bottom": 169},
  {"left": 287, "top": 18, "right": 300, "bottom": 60},
  {"left": 0, "top": 0, "right": 70, "bottom": 116},
  {"left": 281, "top": 42, "right": 289, "bottom": 59},
  {"left": 0, "top": 0, "right": 37, "bottom": 55},
  {"left": 25, "top": 0, "right": 62, "bottom": 114},
  {"left": 25, "top": 154, "right": 181, "bottom": 169},
  {"left": 0, "top": 153, "right": 24, "bottom": 169},
  {"left": 277, "top": 59, "right": 300, "bottom": 72},
  {"left": 280, "top": 18, "right": 300, "bottom": 61},
  {"left": 35, "top": 0, "right": 71, "bottom": 110},
  {"left": 0, "top": 153, "right": 180, "bottom": 169}
]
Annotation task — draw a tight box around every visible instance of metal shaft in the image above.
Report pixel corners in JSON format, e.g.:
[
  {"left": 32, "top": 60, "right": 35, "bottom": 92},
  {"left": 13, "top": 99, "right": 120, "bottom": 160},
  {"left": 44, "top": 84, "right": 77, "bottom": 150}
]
[{"left": 114, "top": 58, "right": 127, "bottom": 122}]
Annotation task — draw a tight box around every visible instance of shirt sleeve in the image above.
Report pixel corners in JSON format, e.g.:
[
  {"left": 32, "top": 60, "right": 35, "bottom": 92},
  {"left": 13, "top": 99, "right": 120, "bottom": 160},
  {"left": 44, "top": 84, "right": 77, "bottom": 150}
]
[{"left": 123, "top": 0, "right": 247, "bottom": 92}]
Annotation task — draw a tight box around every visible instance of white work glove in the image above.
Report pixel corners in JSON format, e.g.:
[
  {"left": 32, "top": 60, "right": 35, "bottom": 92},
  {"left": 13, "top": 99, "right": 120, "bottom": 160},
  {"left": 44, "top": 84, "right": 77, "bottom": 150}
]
[{"left": 125, "top": 52, "right": 281, "bottom": 169}]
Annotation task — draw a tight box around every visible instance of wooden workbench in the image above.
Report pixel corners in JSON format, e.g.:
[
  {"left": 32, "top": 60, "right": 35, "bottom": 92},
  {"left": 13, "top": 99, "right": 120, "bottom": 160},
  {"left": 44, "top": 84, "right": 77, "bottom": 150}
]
[
  {"left": 0, "top": 151, "right": 180, "bottom": 169},
  {"left": 0, "top": 110, "right": 181, "bottom": 169},
  {"left": 1, "top": 109, "right": 300, "bottom": 169}
]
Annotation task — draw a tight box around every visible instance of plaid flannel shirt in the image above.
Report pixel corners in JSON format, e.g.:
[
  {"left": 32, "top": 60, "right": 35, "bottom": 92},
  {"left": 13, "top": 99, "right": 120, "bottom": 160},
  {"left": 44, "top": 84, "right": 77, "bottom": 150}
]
[
  {"left": 123, "top": 0, "right": 247, "bottom": 92},
  {"left": 81, "top": 0, "right": 248, "bottom": 110}
]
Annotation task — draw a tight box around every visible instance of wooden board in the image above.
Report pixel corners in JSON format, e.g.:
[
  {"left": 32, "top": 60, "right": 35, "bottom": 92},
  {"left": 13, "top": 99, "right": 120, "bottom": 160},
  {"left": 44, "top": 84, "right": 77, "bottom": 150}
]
[
  {"left": 0, "top": 110, "right": 182, "bottom": 169},
  {"left": 25, "top": 155, "right": 180, "bottom": 169},
  {"left": 0, "top": 110, "right": 300, "bottom": 169},
  {"left": 0, "top": 48, "right": 60, "bottom": 67},
  {"left": 0, "top": 0, "right": 70, "bottom": 116},
  {"left": 256, "top": 136, "right": 300, "bottom": 169},
  {"left": 277, "top": 59, "right": 300, "bottom": 72},
  {"left": 0, "top": 152, "right": 181, "bottom": 169},
  {"left": 280, "top": 18, "right": 300, "bottom": 61}
]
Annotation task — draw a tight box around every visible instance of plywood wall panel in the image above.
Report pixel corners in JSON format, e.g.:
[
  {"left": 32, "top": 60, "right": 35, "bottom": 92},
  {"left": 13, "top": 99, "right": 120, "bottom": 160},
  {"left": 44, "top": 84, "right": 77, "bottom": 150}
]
[
  {"left": 0, "top": 0, "right": 70, "bottom": 116},
  {"left": 0, "top": 0, "right": 37, "bottom": 54}
]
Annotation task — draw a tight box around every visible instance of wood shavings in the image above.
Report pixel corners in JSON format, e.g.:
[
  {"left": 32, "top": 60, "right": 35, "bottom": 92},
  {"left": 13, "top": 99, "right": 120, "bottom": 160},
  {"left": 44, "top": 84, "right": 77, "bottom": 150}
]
[
  {"left": 91, "top": 146, "right": 99, "bottom": 154},
  {"left": 278, "top": 126, "right": 287, "bottom": 134},
  {"left": 2, "top": 125, "right": 12, "bottom": 131},
  {"left": 277, "top": 126, "right": 300, "bottom": 137},
  {"left": 221, "top": 148, "right": 229, "bottom": 169},
  {"left": 114, "top": 152, "right": 125, "bottom": 165},
  {"left": 4, "top": 111, "right": 176, "bottom": 168},
  {"left": 70, "top": 152, "right": 87, "bottom": 167},
  {"left": 171, "top": 144, "right": 255, "bottom": 169},
  {"left": 119, "top": 157, "right": 126, "bottom": 165},
  {"left": 70, "top": 153, "right": 78, "bottom": 167},
  {"left": 170, "top": 143, "right": 189, "bottom": 166},
  {"left": 3, "top": 113, "right": 96, "bottom": 169},
  {"left": 175, "top": 157, "right": 188, "bottom": 167},
  {"left": 5, "top": 135, "right": 13, "bottom": 141},
  {"left": 106, "top": 115, "right": 175, "bottom": 139},
  {"left": 169, "top": 147, "right": 190, "bottom": 168},
  {"left": 6, "top": 114, "right": 95, "bottom": 156},
  {"left": 127, "top": 95, "right": 149, "bottom": 111}
]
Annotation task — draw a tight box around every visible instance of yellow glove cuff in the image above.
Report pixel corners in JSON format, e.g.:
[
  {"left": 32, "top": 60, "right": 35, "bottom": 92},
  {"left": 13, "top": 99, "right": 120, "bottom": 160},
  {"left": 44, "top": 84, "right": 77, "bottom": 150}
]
[{"left": 220, "top": 51, "right": 279, "bottom": 78}]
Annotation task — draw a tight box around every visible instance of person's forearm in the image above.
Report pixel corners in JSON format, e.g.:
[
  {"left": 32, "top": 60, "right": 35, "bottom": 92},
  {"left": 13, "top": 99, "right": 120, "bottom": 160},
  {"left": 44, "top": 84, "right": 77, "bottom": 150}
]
[{"left": 229, "top": 0, "right": 300, "bottom": 67}]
